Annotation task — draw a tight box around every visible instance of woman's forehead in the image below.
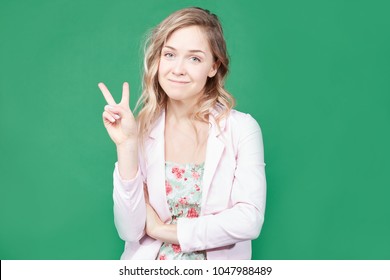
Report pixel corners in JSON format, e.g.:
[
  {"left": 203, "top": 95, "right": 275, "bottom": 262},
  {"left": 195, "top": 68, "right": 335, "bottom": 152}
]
[{"left": 164, "top": 26, "right": 211, "bottom": 53}]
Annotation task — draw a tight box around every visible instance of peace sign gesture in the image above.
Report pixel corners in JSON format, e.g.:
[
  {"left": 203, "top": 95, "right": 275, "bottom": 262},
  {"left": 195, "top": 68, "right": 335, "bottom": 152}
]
[{"left": 99, "top": 82, "right": 138, "bottom": 146}]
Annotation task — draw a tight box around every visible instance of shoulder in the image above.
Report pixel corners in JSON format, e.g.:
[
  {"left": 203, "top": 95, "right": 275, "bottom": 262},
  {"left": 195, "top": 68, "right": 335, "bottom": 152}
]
[
  {"left": 226, "top": 109, "right": 262, "bottom": 135},
  {"left": 219, "top": 109, "right": 264, "bottom": 158}
]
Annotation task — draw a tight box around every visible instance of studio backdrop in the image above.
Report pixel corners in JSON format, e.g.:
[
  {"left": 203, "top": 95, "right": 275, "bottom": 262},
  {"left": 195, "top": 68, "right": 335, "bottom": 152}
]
[{"left": 1, "top": 0, "right": 389, "bottom": 259}]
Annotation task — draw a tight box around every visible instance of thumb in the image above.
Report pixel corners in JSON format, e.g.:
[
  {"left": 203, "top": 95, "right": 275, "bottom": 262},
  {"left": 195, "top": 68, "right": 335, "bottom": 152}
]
[{"left": 105, "top": 104, "right": 132, "bottom": 118}]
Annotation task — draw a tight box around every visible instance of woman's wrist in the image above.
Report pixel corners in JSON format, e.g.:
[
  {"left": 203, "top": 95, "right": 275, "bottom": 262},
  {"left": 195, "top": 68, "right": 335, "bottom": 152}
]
[{"left": 116, "top": 138, "right": 138, "bottom": 152}]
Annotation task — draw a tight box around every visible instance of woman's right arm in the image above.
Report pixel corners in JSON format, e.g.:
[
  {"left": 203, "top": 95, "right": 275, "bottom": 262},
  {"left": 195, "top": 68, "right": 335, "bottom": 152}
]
[
  {"left": 113, "top": 158, "right": 146, "bottom": 242},
  {"left": 99, "top": 82, "right": 146, "bottom": 242}
]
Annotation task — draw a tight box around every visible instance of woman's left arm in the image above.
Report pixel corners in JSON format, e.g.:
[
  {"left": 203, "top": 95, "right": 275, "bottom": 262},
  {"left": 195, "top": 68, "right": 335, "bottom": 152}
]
[{"left": 176, "top": 114, "right": 266, "bottom": 252}]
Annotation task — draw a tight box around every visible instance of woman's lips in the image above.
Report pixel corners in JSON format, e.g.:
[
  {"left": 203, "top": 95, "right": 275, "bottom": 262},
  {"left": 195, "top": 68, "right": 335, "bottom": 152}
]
[{"left": 168, "top": 79, "right": 190, "bottom": 84}]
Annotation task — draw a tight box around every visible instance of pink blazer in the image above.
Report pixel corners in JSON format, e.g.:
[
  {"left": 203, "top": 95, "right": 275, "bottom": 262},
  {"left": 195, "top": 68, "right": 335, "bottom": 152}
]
[{"left": 113, "top": 109, "right": 266, "bottom": 259}]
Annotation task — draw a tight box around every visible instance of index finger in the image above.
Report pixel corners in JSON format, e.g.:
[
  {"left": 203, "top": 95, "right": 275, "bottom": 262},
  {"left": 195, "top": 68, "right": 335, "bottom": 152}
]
[{"left": 98, "top": 82, "right": 116, "bottom": 105}]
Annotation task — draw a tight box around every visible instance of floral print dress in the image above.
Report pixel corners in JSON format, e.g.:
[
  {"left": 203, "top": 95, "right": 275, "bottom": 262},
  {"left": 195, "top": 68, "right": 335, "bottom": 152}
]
[{"left": 156, "top": 161, "right": 207, "bottom": 260}]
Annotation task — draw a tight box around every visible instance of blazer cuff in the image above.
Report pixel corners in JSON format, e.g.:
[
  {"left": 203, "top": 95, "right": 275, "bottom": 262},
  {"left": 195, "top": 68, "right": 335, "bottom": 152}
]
[{"left": 177, "top": 216, "right": 210, "bottom": 253}]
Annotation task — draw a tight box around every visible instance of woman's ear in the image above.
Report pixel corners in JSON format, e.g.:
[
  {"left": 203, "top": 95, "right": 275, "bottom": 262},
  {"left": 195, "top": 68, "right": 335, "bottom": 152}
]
[{"left": 208, "top": 61, "right": 220, "bottom": 78}]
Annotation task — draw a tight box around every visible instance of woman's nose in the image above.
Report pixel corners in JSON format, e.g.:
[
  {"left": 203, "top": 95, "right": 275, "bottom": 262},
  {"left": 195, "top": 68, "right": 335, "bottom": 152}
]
[{"left": 172, "top": 59, "right": 186, "bottom": 76}]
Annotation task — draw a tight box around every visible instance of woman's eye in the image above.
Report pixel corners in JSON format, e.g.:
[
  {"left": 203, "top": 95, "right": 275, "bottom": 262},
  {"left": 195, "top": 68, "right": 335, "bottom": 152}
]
[
  {"left": 190, "top": 57, "right": 201, "bottom": 63},
  {"left": 164, "top": 52, "right": 174, "bottom": 59}
]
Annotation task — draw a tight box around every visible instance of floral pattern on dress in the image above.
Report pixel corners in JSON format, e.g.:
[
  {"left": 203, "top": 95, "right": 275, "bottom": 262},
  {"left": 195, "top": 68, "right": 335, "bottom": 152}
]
[{"left": 156, "top": 161, "right": 206, "bottom": 260}]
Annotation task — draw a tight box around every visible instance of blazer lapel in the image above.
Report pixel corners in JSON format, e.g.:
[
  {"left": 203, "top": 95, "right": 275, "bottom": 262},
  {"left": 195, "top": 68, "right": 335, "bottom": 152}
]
[
  {"left": 146, "top": 111, "right": 172, "bottom": 223},
  {"left": 201, "top": 111, "right": 226, "bottom": 210}
]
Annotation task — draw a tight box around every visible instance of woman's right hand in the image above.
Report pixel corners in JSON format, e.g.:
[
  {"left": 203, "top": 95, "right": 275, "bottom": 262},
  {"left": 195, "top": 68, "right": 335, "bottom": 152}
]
[{"left": 98, "top": 82, "right": 138, "bottom": 146}]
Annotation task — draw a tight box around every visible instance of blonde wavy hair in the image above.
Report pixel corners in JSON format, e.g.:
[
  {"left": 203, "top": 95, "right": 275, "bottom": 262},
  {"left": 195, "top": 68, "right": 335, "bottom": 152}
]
[{"left": 135, "top": 7, "right": 235, "bottom": 140}]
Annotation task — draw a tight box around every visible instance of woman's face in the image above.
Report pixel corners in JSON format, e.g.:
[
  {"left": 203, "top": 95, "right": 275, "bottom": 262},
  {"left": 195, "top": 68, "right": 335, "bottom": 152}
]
[{"left": 158, "top": 25, "right": 217, "bottom": 105}]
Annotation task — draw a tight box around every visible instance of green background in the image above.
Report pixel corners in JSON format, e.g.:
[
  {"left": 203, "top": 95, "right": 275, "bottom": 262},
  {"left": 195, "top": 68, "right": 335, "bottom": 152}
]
[{"left": 1, "top": 0, "right": 389, "bottom": 260}]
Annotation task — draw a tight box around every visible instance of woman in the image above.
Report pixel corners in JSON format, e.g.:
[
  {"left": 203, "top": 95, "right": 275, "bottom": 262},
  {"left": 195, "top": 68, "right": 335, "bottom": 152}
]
[{"left": 99, "top": 7, "right": 266, "bottom": 260}]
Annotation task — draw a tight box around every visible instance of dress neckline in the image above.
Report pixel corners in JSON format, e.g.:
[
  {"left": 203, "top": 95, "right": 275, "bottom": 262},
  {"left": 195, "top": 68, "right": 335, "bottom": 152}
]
[{"left": 165, "top": 161, "right": 205, "bottom": 167}]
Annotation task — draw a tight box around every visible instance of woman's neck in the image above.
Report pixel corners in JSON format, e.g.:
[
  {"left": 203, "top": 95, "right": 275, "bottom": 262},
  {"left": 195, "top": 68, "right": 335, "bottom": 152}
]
[
  {"left": 164, "top": 99, "right": 209, "bottom": 165},
  {"left": 166, "top": 98, "right": 198, "bottom": 122}
]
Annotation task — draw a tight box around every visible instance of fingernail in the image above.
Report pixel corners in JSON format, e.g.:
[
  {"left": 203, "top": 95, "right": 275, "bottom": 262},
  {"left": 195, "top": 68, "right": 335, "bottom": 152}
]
[{"left": 114, "top": 114, "right": 120, "bottom": 119}]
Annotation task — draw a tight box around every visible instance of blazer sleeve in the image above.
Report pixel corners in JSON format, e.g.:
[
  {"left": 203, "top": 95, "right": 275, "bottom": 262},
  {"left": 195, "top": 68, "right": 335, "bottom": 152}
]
[
  {"left": 113, "top": 162, "right": 146, "bottom": 242},
  {"left": 177, "top": 114, "right": 266, "bottom": 252}
]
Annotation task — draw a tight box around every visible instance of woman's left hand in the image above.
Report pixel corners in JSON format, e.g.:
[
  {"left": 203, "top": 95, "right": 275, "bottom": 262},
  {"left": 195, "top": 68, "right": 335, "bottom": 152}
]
[
  {"left": 145, "top": 202, "right": 163, "bottom": 239},
  {"left": 144, "top": 185, "right": 163, "bottom": 239},
  {"left": 144, "top": 185, "right": 179, "bottom": 244}
]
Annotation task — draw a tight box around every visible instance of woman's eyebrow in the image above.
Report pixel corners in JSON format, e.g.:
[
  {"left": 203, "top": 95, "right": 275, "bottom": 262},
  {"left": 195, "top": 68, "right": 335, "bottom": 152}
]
[{"left": 163, "top": 45, "right": 206, "bottom": 55}]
